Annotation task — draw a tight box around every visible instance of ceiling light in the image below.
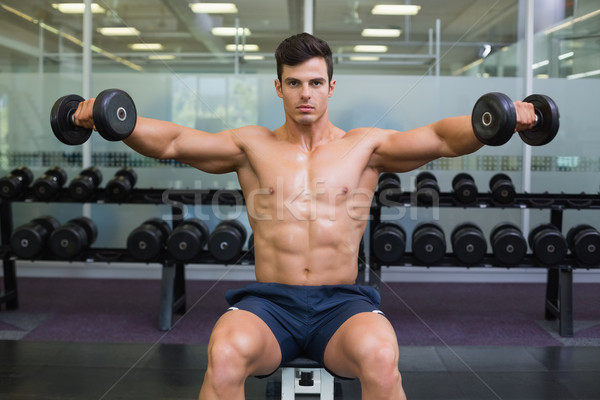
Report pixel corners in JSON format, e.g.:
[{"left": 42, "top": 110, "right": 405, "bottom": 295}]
[
  {"left": 361, "top": 28, "right": 401, "bottom": 38},
  {"left": 243, "top": 55, "right": 265, "bottom": 60},
  {"left": 567, "top": 69, "right": 600, "bottom": 80},
  {"left": 349, "top": 56, "right": 380, "bottom": 61},
  {"left": 129, "top": 43, "right": 163, "bottom": 51},
  {"left": 372, "top": 4, "right": 421, "bottom": 15},
  {"left": 52, "top": 3, "right": 105, "bottom": 14},
  {"left": 149, "top": 55, "right": 175, "bottom": 60},
  {"left": 189, "top": 3, "right": 238, "bottom": 14},
  {"left": 479, "top": 44, "right": 491, "bottom": 58},
  {"left": 98, "top": 27, "right": 140, "bottom": 36},
  {"left": 226, "top": 44, "right": 259, "bottom": 52},
  {"left": 353, "top": 45, "right": 388, "bottom": 53},
  {"left": 211, "top": 27, "right": 251, "bottom": 36},
  {"left": 558, "top": 51, "right": 574, "bottom": 60},
  {"left": 532, "top": 60, "right": 549, "bottom": 70}
]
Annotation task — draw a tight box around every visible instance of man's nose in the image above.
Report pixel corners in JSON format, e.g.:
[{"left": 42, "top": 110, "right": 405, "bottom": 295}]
[{"left": 301, "top": 83, "right": 311, "bottom": 98}]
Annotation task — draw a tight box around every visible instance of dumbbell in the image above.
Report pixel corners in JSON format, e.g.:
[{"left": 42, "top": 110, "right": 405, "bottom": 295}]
[
  {"left": 50, "top": 89, "right": 137, "bottom": 145},
  {"left": 528, "top": 224, "right": 568, "bottom": 265},
  {"left": 105, "top": 167, "right": 137, "bottom": 201},
  {"left": 489, "top": 173, "right": 515, "bottom": 204},
  {"left": 0, "top": 166, "right": 33, "bottom": 199},
  {"left": 127, "top": 218, "right": 171, "bottom": 261},
  {"left": 490, "top": 222, "right": 527, "bottom": 265},
  {"left": 166, "top": 218, "right": 209, "bottom": 262},
  {"left": 208, "top": 220, "right": 247, "bottom": 263},
  {"left": 68, "top": 166, "right": 103, "bottom": 201},
  {"left": 371, "top": 222, "right": 406, "bottom": 264},
  {"left": 472, "top": 92, "right": 559, "bottom": 146},
  {"left": 452, "top": 173, "right": 478, "bottom": 204},
  {"left": 10, "top": 216, "right": 60, "bottom": 259},
  {"left": 32, "top": 167, "right": 67, "bottom": 200},
  {"left": 451, "top": 222, "right": 487, "bottom": 265},
  {"left": 412, "top": 222, "right": 446, "bottom": 265},
  {"left": 415, "top": 172, "right": 439, "bottom": 205},
  {"left": 378, "top": 173, "right": 401, "bottom": 192},
  {"left": 49, "top": 217, "right": 97, "bottom": 259},
  {"left": 566, "top": 224, "right": 600, "bottom": 266}
]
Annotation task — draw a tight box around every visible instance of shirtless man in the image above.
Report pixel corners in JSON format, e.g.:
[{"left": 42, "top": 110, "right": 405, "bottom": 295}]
[{"left": 74, "top": 33, "right": 536, "bottom": 399}]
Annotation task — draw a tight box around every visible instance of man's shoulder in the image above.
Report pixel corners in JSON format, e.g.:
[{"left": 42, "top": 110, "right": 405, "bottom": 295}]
[
  {"left": 233, "top": 125, "right": 273, "bottom": 136},
  {"left": 345, "top": 127, "right": 397, "bottom": 138}
]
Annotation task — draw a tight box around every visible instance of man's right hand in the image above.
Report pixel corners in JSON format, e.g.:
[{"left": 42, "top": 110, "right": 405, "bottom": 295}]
[{"left": 73, "top": 98, "right": 96, "bottom": 131}]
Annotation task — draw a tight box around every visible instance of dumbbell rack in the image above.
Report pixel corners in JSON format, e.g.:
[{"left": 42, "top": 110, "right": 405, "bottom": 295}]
[
  {"left": 2, "top": 187, "right": 598, "bottom": 336},
  {"left": 369, "top": 190, "right": 600, "bottom": 338},
  {"left": 0, "top": 188, "right": 257, "bottom": 331}
]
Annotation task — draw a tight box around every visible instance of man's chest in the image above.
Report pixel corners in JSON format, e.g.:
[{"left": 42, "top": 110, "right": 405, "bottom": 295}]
[{"left": 240, "top": 139, "right": 378, "bottom": 218}]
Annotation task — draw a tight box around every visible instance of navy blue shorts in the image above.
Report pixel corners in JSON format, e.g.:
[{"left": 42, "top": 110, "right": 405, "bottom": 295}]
[{"left": 225, "top": 283, "right": 384, "bottom": 370}]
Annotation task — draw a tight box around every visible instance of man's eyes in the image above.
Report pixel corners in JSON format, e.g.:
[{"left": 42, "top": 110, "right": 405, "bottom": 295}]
[{"left": 288, "top": 81, "right": 323, "bottom": 86}]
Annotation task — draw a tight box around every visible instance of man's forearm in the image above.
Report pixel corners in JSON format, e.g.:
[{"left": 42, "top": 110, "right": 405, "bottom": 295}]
[
  {"left": 123, "top": 117, "right": 184, "bottom": 160},
  {"left": 432, "top": 115, "right": 484, "bottom": 157}
]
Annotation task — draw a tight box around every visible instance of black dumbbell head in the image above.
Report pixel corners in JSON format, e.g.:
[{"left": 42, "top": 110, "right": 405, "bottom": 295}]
[
  {"left": 416, "top": 172, "right": 439, "bottom": 205},
  {"left": 489, "top": 173, "right": 515, "bottom": 204},
  {"left": 50, "top": 94, "right": 93, "bottom": 145},
  {"left": 452, "top": 173, "right": 478, "bottom": 204},
  {"left": 69, "top": 166, "right": 103, "bottom": 201},
  {"left": 69, "top": 217, "right": 98, "bottom": 245},
  {"left": 127, "top": 218, "right": 171, "bottom": 261},
  {"left": 472, "top": 92, "right": 516, "bottom": 146},
  {"left": 528, "top": 224, "right": 568, "bottom": 265},
  {"left": 490, "top": 222, "right": 527, "bottom": 265},
  {"left": 32, "top": 167, "right": 67, "bottom": 200},
  {"left": 378, "top": 173, "right": 401, "bottom": 192},
  {"left": 518, "top": 94, "right": 560, "bottom": 146},
  {"left": 0, "top": 167, "right": 33, "bottom": 199},
  {"left": 416, "top": 171, "right": 437, "bottom": 184},
  {"left": 167, "top": 218, "right": 209, "bottom": 261},
  {"left": 106, "top": 167, "right": 137, "bottom": 201},
  {"left": 49, "top": 217, "right": 97, "bottom": 259},
  {"left": 412, "top": 221, "right": 446, "bottom": 265},
  {"left": 81, "top": 166, "right": 103, "bottom": 186},
  {"left": 93, "top": 89, "right": 137, "bottom": 142},
  {"left": 10, "top": 215, "right": 60, "bottom": 259},
  {"left": 451, "top": 222, "right": 487, "bottom": 265},
  {"left": 372, "top": 222, "right": 406, "bottom": 264},
  {"left": 566, "top": 224, "right": 600, "bottom": 266},
  {"left": 208, "top": 220, "right": 247, "bottom": 263},
  {"left": 114, "top": 167, "right": 137, "bottom": 187}
]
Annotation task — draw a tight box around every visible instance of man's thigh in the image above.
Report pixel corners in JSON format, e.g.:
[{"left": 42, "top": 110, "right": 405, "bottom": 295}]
[
  {"left": 322, "top": 312, "right": 399, "bottom": 378},
  {"left": 208, "top": 309, "right": 282, "bottom": 377}
]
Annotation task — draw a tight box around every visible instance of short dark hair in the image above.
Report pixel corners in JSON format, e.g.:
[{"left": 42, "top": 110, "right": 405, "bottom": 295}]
[{"left": 275, "top": 33, "right": 333, "bottom": 83}]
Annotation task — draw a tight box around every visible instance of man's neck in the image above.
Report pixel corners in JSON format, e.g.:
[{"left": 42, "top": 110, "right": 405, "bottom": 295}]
[{"left": 282, "top": 117, "right": 339, "bottom": 152}]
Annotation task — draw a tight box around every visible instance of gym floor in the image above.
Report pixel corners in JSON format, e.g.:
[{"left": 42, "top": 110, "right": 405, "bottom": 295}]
[
  {"left": 1, "top": 278, "right": 600, "bottom": 399},
  {"left": 2, "top": 341, "right": 600, "bottom": 399}
]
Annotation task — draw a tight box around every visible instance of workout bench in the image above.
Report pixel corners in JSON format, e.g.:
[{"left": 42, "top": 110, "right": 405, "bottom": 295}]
[{"left": 280, "top": 357, "right": 335, "bottom": 399}]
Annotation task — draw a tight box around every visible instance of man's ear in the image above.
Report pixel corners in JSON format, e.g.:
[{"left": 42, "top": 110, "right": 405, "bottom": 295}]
[
  {"left": 328, "top": 79, "right": 336, "bottom": 98},
  {"left": 274, "top": 78, "right": 283, "bottom": 98}
]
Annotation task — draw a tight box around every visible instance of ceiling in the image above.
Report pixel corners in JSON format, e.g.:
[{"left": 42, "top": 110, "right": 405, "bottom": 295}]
[{"left": 0, "top": 0, "right": 571, "bottom": 75}]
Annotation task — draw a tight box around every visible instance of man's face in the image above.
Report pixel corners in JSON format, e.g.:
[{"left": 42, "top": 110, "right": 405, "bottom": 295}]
[{"left": 274, "top": 57, "right": 336, "bottom": 126}]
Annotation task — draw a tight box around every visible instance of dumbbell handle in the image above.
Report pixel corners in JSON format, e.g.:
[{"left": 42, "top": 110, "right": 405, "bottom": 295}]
[
  {"left": 480, "top": 108, "right": 538, "bottom": 131},
  {"left": 68, "top": 101, "right": 128, "bottom": 128},
  {"left": 68, "top": 109, "right": 77, "bottom": 127}
]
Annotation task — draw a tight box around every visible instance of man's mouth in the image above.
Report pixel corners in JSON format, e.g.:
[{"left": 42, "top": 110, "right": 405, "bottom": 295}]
[{"left": 297, "top": 105, "right": 314, "bottom": 112}]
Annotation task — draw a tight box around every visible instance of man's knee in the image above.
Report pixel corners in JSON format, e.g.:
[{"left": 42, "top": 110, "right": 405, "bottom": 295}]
[
  {"left": 206, "top": 332, "right": 256, "bottom": 386},
  {"left": 354, "top": 338, "right": 402, "bottom": 390}
]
